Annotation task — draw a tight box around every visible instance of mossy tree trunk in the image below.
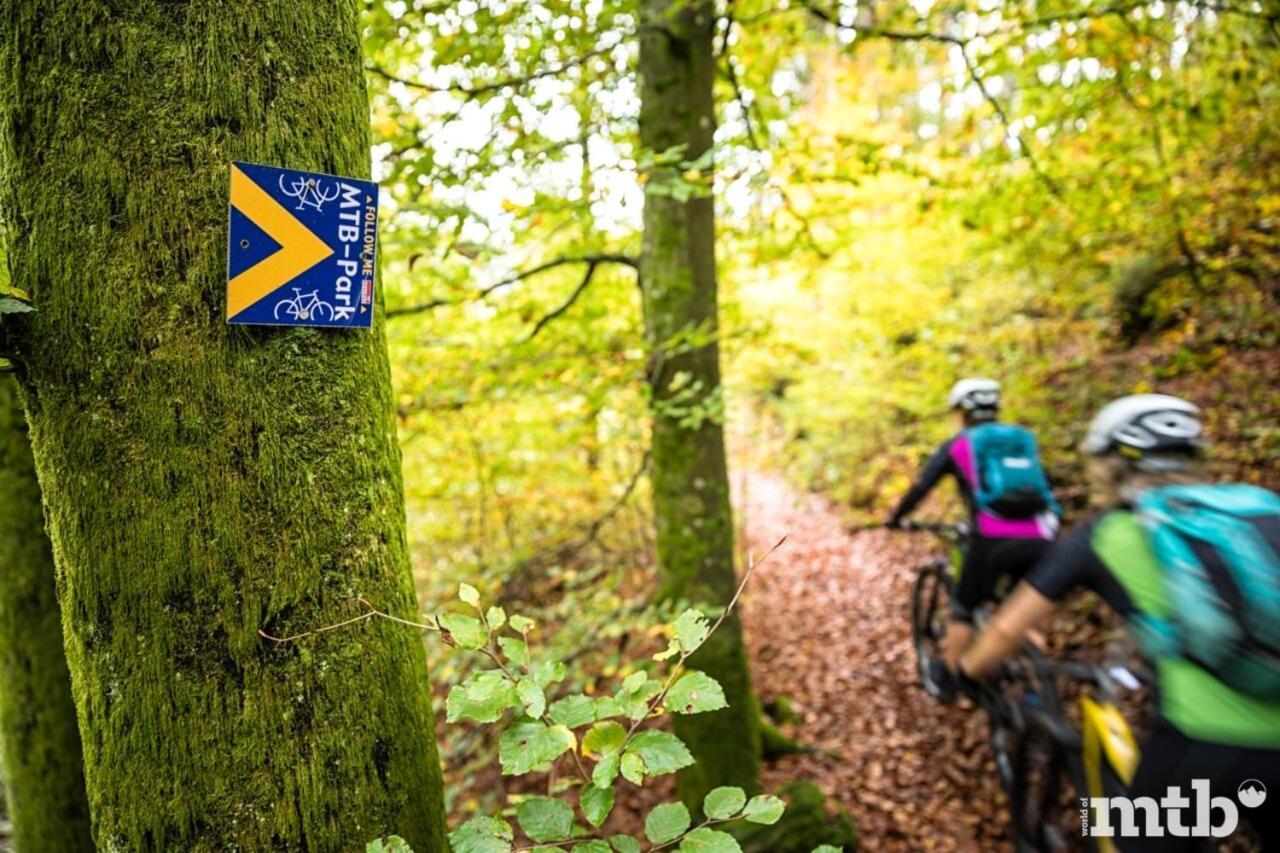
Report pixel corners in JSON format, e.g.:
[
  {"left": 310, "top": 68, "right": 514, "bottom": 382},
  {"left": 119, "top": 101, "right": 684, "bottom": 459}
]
[
  {"left": 0, "top": 2, "right": 446, "bottom": 849},
  {"left": 0, "top": 377, "right": 92, "bottom": 852},
  {"left": 638, "top": 0, "right": 762, "bottom": 810}
]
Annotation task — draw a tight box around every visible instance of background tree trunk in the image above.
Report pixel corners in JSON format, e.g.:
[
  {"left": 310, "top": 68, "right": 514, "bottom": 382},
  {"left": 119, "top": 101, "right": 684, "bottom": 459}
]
[
  {"left": 638, "top": 0, "right": 762, "bottom": 809},
  {"left": 0, "top": 376, "right": 92, "bottom": 852},
  {"left": 0, "top": 2, "right": 446, "bottom": 848}
]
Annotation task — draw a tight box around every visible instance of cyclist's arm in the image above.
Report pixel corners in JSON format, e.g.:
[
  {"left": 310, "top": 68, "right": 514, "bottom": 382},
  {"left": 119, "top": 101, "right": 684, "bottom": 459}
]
[
  {"left": 959, "top": 582, "right": 1056, "bottom": 677},
  {"left": 958, "top": 519, "right": 1106, "bottom": 677},
  {"left": 888, "top": 439, "right": 955, "bottom": 524}
]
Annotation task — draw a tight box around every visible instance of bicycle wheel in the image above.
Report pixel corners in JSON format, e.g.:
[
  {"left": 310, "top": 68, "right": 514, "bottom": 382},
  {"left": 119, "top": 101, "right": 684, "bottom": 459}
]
[
  {"left": 986, "top": 700, "right": 1020, "bottom": 794},
  {"left": 911, "top": 560, "right": 952, "bottom": 699},
  {"left": 1012, "top": 722, "right": 1088, "bottom": 852}
]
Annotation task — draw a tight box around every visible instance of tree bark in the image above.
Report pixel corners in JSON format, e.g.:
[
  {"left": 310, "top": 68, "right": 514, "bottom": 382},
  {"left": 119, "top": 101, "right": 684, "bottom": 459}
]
[
  {"left": 0, "top": 2, "right": 446, "bottom": 849},
  {"left": 637, "top": 0, "right": 762, "bottom": 809},
  {"left": 0, "top": 377, "right": 92, "bottom": 852}
]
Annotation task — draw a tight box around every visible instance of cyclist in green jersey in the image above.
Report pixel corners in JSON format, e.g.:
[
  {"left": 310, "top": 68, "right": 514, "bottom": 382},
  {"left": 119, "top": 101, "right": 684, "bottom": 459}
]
[{"left": 959, "top": 394, "right": 1280, "bottom": 851}]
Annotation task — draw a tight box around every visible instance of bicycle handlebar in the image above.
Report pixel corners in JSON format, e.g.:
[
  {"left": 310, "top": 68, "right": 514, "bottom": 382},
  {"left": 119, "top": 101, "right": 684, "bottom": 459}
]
[{"left": 900, "top": 520, "right": 970, "bottom": 537}]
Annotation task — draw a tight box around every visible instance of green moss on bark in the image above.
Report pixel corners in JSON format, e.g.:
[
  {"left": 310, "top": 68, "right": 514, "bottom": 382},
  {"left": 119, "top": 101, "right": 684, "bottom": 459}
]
[
  {"left": 0, "top": 377, "right": 92, "bottom": 852},
  {"left": 0, "top": 3, "right": 445, "bottom": 849},
  {"left": 638, "top": 0, "right": 762, "bottom": 810}
]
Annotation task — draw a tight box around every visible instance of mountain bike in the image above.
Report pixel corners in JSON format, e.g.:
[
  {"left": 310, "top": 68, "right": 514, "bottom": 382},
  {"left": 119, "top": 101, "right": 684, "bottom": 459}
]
[
  {"left": 902, "top": 520, "right": 1026, "bottom": 792},
  {"left": 1009, "top": 657, "right": 1145, "bottom": 853}
]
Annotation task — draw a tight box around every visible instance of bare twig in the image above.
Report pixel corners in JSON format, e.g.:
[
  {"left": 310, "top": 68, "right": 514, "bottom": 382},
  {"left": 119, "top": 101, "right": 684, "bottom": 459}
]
[
  {"left": 257, "top": 597, "right": 439, "bottom": 645},
  {"left": 367, "top": 41, "right": 621, "bottom": 99},
  {"left": 721, "top": 10, "right": 832, "bottom": 259},
  {"left": 624, "top": 535, "right": 789, "bottom": 742},
  {"left": 522, "top": 258, "right": 602, "bottom": 342},
  {"left": 388, "top": 253, "right": 638, "bottom": 319}
]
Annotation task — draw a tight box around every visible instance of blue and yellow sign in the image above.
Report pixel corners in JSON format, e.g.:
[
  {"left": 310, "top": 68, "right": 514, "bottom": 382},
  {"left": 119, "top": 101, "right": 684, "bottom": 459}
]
[{"left": 226, "top": 162, "right": 378, "bottom": 327}]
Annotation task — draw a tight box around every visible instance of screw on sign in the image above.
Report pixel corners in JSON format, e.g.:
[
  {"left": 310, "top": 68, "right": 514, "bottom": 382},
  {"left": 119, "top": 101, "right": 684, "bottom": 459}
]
[{"left": 225, "top": 162, "right": 378, "bottom": 328}]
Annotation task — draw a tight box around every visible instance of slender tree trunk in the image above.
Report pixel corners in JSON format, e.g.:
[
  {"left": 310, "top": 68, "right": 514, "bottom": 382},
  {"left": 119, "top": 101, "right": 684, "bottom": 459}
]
[
  {"left": 0, "top": 377, "right": 92, "bottom": 851},
  {"left": 0, "top": 3, "right": 446, "bottom": 849},
  {"left": 638, "top": 0, "right": 762, "bottom": 809}
]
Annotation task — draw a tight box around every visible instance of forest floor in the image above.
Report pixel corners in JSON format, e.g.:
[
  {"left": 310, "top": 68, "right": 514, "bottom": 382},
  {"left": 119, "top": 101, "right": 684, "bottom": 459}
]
[{"left": 734, "top": 470, "right": 1011, "bottom": 852}]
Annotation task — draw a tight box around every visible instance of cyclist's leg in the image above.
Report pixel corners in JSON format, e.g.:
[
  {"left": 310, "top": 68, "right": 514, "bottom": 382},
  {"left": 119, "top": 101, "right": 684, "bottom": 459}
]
[{"left": 943, "top": 537, "right": 990, "bottom": 669}]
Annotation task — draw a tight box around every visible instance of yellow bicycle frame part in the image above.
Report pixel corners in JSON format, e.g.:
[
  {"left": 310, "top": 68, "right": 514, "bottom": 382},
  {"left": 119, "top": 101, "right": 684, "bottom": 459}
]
[{"left": 1081, "top": 695, "right": 1140, "bottom": 853}]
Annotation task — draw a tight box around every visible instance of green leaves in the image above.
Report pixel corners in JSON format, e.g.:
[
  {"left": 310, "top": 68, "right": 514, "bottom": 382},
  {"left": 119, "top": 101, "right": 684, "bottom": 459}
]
[
  {"left": 459, "top": 583, "right": 481, "bottom": 608},
  {"left": 498, "top": 720, "right": 575, "bottom": 775},
  {"left": 665, "top": 671, "right": 727, "bottom": 715},
  {"left": 439, "top": 612, "right": 487, "bottom": 650},
  {"left": 580, "top": 784, "right": 615, "bottom": 827},
  {"left": 366, "top": 837, "right": 414, "bottom": 853},
  {"left": 548, "top": 694, "right": 597, "bottom": 728},
  {"left": 582, "top": 721, "right": 627, "bottom": 758},
  {"left": 593, "top": 753, "right": 621, "bottom": 788},
  {"left": 625, "top": 730, "right": 694, "bottom": 777},
  {"left": 677, "top": 829, "right": 742, "bottom": 852},
  {"left": 742, "top": 794, "right": 786, "bottom": 825},
  {"left": 516, "top": 678, "right": 546, "bottom": 719},
  {"left": 0, "top": 284, "right": 32, "bottom": 316},
  {"left": 609, "top": 837, "right": 642, "bottom": 853},
  {"left": 515, "top": 797, "right": 574, "bottom": 842},
  {"left": 448, "top": 816, "right": 514, "bottom": 853},
  {"left": 673, "top": 609, "right": 711, "bottom": 654},
  {"left": 702, "top": 786, "right": 747, "bottom": 820},
  {"left": 644, "top": 802, "right": 691, "bottom": 844},
  {"left": 620, "top": 752, "right": 645, "bottom": 785},
  {"left": 447, "top": 671, "right": 520, "bottom": 724}
]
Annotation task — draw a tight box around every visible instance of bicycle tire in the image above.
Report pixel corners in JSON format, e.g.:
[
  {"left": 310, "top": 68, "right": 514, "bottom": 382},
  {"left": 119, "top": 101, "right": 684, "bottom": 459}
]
[
  {"left": 1011, "top": 720, "right": 1090, "bottom": 852},
  {"left": 911, "top": 560, "right": 953, "bottom": 699}
]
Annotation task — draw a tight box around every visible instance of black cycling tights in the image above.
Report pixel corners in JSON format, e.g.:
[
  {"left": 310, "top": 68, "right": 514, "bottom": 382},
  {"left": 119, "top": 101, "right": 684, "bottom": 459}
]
[
  {"left": 952, "top": 535, "right": 1051, "bottom": 620},
  {"left": 1120, "top": 724, "right": 1280, "bottom": 852}
]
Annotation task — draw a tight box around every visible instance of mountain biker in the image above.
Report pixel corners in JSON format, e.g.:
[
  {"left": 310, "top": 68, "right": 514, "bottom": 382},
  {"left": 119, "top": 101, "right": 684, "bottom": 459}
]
[
  {"left": 960, "top": 394, "right": 1280, "bottom": 850},
  {"left": 886, "top": 378, "right": 1059, "bottom": 691}
]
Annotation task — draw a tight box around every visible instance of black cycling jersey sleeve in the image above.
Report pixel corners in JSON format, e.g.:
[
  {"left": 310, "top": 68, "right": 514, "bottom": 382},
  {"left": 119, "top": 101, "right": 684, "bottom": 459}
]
[
  {"left": 890, "top": 437, "right": 957, "bottom": 523},
  {"left": 1024, "top": 514, "right": 1115, "bottom": 603}
]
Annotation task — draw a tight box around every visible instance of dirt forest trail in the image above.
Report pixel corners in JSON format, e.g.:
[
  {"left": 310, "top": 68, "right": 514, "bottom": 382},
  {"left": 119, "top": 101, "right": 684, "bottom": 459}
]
[{"left": 735, "top": 470, "right": 1011, "bottom": 852}]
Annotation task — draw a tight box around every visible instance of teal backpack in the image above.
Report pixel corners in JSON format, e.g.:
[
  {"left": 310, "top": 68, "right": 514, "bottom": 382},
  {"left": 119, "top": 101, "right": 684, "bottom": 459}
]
[
  {"left": 1135, "top": 484, "right": 1280, "bottom": 699},
  {"left": 966, "top": 423, "right": 1060, "bottom": 519}
]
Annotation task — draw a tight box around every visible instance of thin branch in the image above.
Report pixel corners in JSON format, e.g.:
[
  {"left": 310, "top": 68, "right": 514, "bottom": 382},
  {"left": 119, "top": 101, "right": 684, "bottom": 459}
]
[
  {"left": 366, "top": 41, "right": 620, "bottom": 99},
  {"left": 522, "top": 259, "right": 602, "bottom": 342},
  {"left": 801, "top": 3, "right": 1061, "bottom": 196},
  {"left": 800, "top": 3, "right": 962, "bottom": 45},
  {"left": 496, "top": 451, "right": 652, "bottom": 608},
  {"left": 387, "top": 253, "right": 638, "bottom": 319},
  {"left": 954, "top": 44, "right": 1064, "bottom": 199},
  {"left": 721, "top": 10, "right": 832, "bottom": 259},
  {"left": 623, "top": 535, "right": 789, "bottom": 743},
  {"left": 257, "top": 597, "right": 439, "bottom": 645}
]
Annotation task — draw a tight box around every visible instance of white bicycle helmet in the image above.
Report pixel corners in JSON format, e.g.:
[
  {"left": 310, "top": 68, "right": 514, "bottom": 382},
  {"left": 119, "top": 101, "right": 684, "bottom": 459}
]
[
  {"left": 948, "top": 378, "right": 1001, "bottom": 415},
  {"left": 1081, "top": 394, "right": 1203, "bottom": 464}
]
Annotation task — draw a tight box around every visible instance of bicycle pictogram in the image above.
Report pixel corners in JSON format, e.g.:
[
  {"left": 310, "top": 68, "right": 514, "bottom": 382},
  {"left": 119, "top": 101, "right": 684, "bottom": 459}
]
[
  {"left": 278, "top": 174, "right": 339, "bottom": 212},
  {"left": 274, "top": 288, "right": 335, "bottom": 323}
]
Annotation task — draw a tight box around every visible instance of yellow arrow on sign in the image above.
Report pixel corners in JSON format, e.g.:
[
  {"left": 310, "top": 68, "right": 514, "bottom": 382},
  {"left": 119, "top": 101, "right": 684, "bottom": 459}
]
[{"left": 227, "top": 164, "right": 334, "bottom": 319}]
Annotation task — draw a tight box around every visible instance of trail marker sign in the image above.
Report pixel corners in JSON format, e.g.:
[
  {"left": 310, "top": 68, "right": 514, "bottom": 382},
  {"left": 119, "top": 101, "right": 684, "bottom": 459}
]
[{"left": 226, "top": 162, "right": 378, "bottom": 328}]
